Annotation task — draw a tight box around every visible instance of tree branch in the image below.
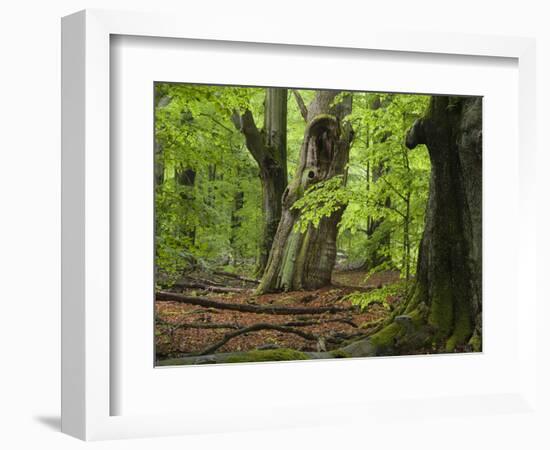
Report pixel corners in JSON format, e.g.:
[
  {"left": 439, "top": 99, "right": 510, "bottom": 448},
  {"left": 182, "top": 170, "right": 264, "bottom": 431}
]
[
  {"left": 156, "top": 291, "right": 354, "bottom": 315},
  {"left": 200, "top": 113, "right": 235, "bottom": 134},
  {"left": 173, "top": 280, "right": 246, "bottom": 294},
  {"left": 231, "top": 109, "right": 267, "bottom": 165},
  {"left": 379, "top": 175, "right": 408, "bottom": 202},
  {"left": 307, "top": 90, "right": 340, "bottom": 120},
  {"left": 156, "top": 319, "right": 240, "bottom": 331},
  {"left": 292, "top": 89, "right": 308, "bottom": 121},
  {"left": 376, "top": 200, "right": 406, "bottom": 219},
  {"left": 213, "top": 270, "right": 259, "bottom": 284},
  {"left": 197, "top": 323, "right": 344, "bottom": 356},
  {"left": 156, "top": 316, "right": 358, "bottom": 332}
]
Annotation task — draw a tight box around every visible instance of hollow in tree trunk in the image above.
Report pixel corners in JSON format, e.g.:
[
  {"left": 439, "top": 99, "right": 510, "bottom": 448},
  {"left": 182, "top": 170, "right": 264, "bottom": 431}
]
[{"left": 257, "top": 91, "right": 354, "bottom": 294}]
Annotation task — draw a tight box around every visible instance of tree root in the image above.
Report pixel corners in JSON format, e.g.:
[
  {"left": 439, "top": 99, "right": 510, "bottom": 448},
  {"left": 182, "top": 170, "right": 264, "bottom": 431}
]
[
  {"left": 196, "top": 323, "right": 345, "bottom": 356},
  {"left": 155, "top": 310, "right": 434, "bottom": 366},
  {"left": 157, "top": 316, "right": 363, "bottom": 356},
  {"left": 156, "top": 337, "right": 377, "bottom": 366}
]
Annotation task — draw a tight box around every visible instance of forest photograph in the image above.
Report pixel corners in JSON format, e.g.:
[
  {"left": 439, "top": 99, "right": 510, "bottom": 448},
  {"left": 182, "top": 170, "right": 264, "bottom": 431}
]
[{"left": 154, "top": 83, "right": 482, "bottom": 366}]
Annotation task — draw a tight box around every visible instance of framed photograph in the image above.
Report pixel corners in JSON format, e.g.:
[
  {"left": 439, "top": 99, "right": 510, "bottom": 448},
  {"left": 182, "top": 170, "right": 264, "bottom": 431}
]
[{"left": 62, "top": 9, "right": 537, "bottom": 441}]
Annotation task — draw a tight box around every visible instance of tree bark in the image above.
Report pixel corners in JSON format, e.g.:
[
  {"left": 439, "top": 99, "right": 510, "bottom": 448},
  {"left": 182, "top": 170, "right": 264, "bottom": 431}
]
[
  {"left": 257, "top": 91, "right": 353, "bottom": 293},
  {"left": 365, "top": 96, "right": 483, "bottom": 354},
  {"left": 230, "top": 189, "right": 244, "bottom": 261},
  {"left": 232, "top": 88, "right": 288, "bottom": 277}
]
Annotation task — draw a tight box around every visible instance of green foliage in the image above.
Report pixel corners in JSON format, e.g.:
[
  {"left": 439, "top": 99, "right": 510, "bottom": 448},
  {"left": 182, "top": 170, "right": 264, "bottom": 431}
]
[
  {"left": 343, "top": 280, "right": 410, "bottom": 311},
  {"left": 292, "top": 176, "right": 347, "bottom": 232},
  {"left": 154, "top": 84, "right": 432, "bottom": 287},
  {"left": 154, "top": 83, "right": 263, "bottom": 286},
  {"left": 291, "top": 92, "right": 431, "bottom": 277}
]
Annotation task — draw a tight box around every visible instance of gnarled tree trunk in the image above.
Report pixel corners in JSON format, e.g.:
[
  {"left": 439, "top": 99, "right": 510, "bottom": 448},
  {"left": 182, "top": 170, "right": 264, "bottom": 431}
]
[
  {"left": 257, "top": 91, "right": 353, "bottom": 293},
  {"left": 364, "top": 96, "right": 482, "bottom": 354},
  {"left": 232, "top": 88, "right": 288, "bottom": 276}
]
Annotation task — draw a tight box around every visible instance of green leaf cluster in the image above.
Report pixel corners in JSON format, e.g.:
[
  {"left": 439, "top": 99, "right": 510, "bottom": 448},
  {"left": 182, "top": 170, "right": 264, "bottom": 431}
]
[{"left": 343, "top": 280, "right": 411, "bottom": 311}]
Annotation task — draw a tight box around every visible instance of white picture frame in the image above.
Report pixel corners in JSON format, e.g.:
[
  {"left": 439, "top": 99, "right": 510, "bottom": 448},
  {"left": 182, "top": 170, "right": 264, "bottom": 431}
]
[{"left": 61, "top": 9, "right": 537, "bottom": 441}]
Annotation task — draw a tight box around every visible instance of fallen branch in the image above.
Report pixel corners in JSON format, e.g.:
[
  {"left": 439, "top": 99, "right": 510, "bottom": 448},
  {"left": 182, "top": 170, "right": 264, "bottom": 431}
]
[
  {"left": 198, "top": 323, "right": 342, "bottom": 356},
  {"left": 283, "top": 317, "right": 358, "bottom": 328},
  {"left": 156, "top": 316, "right": 357, "bottom": 332},
  {"left": 212, "top": 271, "right": 259, "bottom": 284},
  {"left": 173, "top": 281, "right": 246, "bottom": 294},
  {"left": 183, "top": 276, "right": 226, "bottom": 287},
  {"left": 156, "top": 291, "right": 355, "bottom": 315},
  {"left": 156, "top": 319, "right": 240, "bottom": 331}
]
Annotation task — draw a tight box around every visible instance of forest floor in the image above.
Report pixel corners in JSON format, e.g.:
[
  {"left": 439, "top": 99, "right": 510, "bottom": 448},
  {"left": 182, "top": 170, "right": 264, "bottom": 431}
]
[{"left": 155, "top": 269, "right": 402, "bottom": 361}]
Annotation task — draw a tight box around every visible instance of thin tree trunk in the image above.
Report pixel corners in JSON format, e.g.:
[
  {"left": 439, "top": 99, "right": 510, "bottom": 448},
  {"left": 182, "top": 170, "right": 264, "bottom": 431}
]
[
  {"left": 230, "top": 189, "right": 244, "bottom": 262},
  {"left": 403, "top": 192, "right": 411, "bottom": 280},
  {"left": 175, "top": 166, "right": 196, "bottom": 245}
]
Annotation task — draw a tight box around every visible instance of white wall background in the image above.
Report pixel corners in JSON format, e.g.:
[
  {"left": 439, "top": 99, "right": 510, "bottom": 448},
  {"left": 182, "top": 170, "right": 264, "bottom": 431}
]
[{"left": 0, "top": 1, "right": 547, "bottom": 448}]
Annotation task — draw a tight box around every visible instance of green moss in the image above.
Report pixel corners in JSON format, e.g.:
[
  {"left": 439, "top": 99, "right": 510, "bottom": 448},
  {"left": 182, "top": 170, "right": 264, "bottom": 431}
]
[
  {"left": 359, "top": 317, "right": 384, "bottom": 329},
  {"left": 428, "top": 277, "right": 454, "bottom": 337},
  {"left": 369, "top": 322, "right": 401, "bottom": 350},
  {"left": 307, "top": 114, "right": 337, "bottom": 130},
  {"left": 329, "top": 349, "right": 351, "bottom": 358},
  {"left": 226, "top": 348, "right": 310, "bottom": 364},
  {"left": 467, "top": 330, "right": 482, "bottom": 352},
  {"left": 444, "top": 298, "right": 473, "bottom": 352},
  {"left": 407, "top": 307, "right": 426, "bottom": 327},
  {"left": 405, "top": 283, "right": 424, "bottom": 313}
]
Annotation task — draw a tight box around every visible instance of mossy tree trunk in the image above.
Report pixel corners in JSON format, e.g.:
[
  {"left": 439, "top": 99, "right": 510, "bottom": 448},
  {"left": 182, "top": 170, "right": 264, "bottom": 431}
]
[
  {"left": 368, "top": 96, "right": 482, "bottom": 354},
  {"left": 232, "top": 88, "right": 288, "bottom": 276},
  {"left": 257, "top": 91, "right": 353, "bottom": 293}
]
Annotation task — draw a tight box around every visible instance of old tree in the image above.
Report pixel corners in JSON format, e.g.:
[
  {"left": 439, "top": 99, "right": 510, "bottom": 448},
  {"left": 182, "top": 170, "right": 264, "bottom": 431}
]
[
  {"left": 342, "top": 96, "right": 482, "bottom": 357},
  {"left": 250, "top": 95, "right": 482, "bottom": 356},
  {"left": 257, "top": 91, "right": 354, "bottom": 293}
]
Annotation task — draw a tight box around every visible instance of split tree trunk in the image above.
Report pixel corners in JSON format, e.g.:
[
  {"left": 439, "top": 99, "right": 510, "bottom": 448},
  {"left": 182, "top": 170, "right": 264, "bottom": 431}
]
[
  {"left": 257, "top": 91, "right": 353, "bottom": 293},
  {"left": 367, "top": 96, "right": 482, "bottom": 354},
  {"left": 232, "top": 88, "right": 288, "bottom": 276}
]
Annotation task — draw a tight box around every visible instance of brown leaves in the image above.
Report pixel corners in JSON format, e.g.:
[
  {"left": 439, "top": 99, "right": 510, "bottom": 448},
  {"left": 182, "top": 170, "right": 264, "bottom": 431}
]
[{"left": 155, "top": 270, "right": 397, "bottom": 359}]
